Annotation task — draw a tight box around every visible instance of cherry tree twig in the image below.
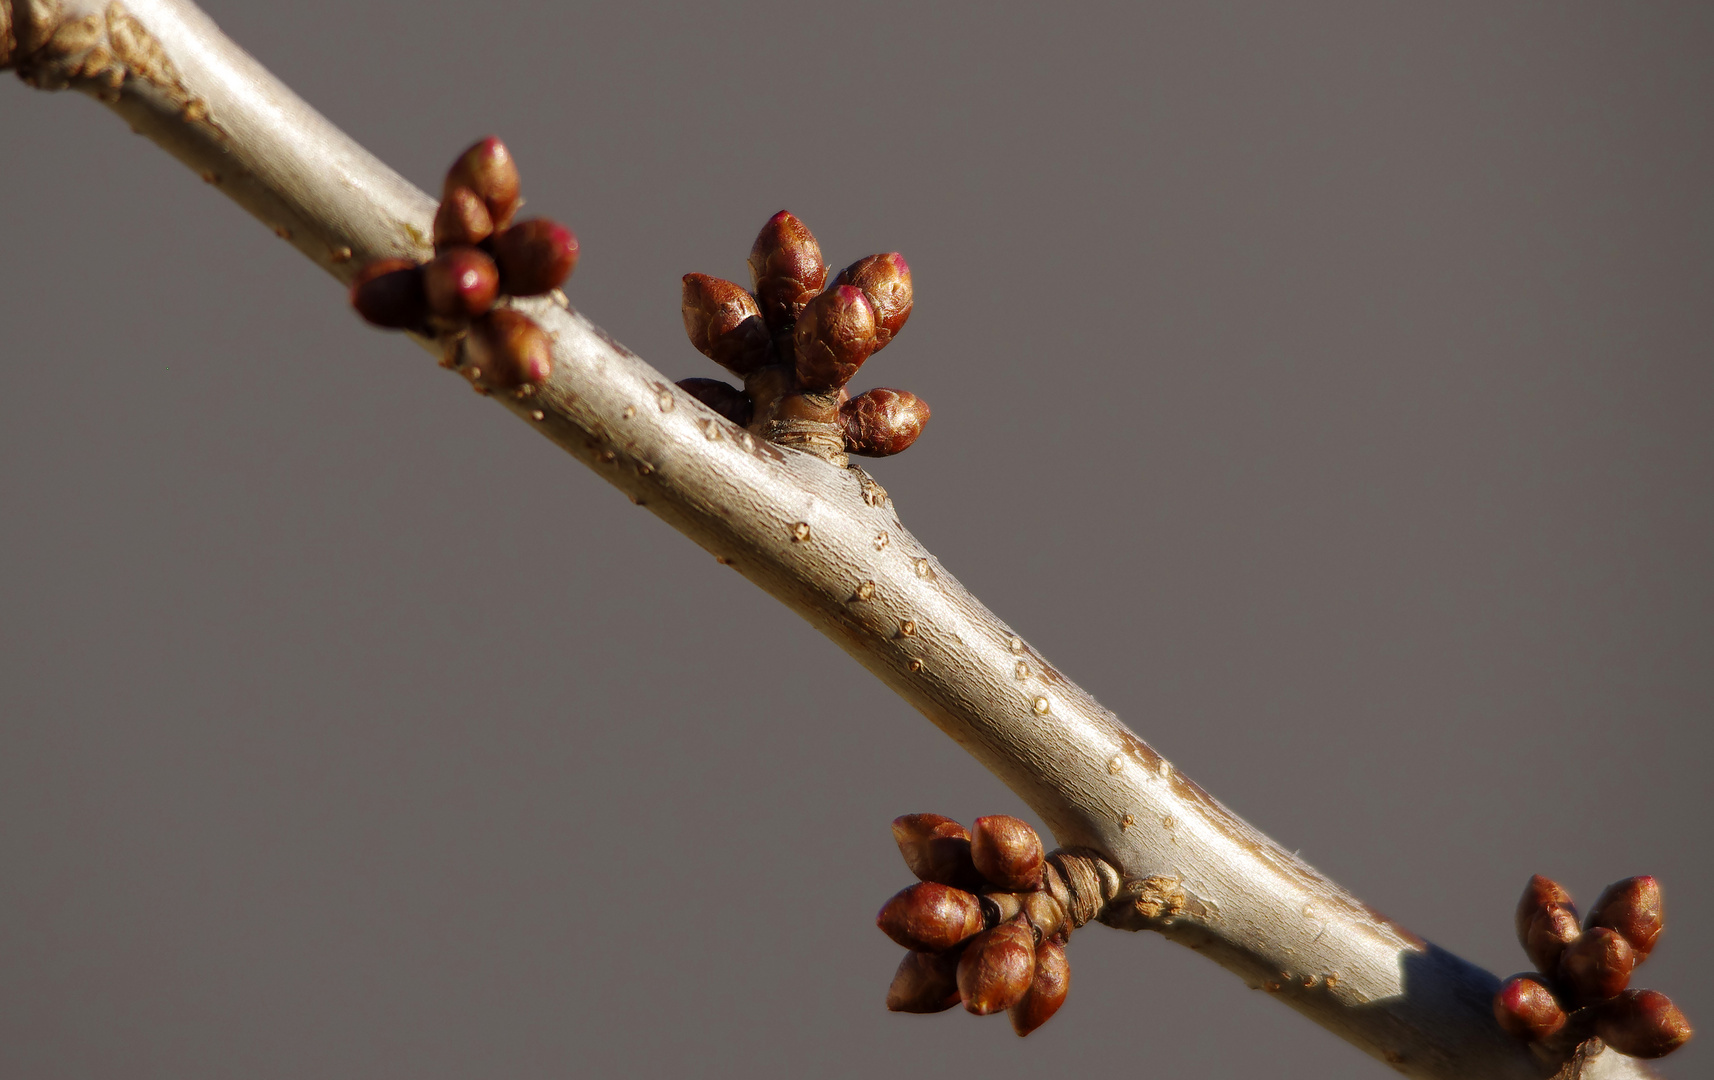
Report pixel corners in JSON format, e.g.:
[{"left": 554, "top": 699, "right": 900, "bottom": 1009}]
[{"left": 1, "top": 2, "right": 1662, "bottom": 1076}]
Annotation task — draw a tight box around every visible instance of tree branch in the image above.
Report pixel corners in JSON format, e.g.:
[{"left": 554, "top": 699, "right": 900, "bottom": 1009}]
[{"left": 2, "top": 2, "right": 1664, "bottom": 1076}]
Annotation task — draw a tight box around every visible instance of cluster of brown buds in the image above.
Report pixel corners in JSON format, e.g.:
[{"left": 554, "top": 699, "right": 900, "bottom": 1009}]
[
  {"left": 679, "top": 212, "right": 930, "bottom": 467},
  {"left": 349, "top": 137, "right": 578, "bottom": 391},
  {"left": 877, "top": 814, "right": 1102, "bottom": 1037},
  {"left": 1495, "top": 875, "right": 1692, "bottom": 1061}
]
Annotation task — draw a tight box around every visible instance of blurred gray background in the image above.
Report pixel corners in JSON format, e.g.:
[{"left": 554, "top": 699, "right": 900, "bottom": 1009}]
[{"left": 2, "top": 1, "right": 1709, "bottom": 1076}]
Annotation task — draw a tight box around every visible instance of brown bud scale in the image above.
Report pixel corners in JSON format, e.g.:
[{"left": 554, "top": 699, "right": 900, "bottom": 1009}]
[
  {"left": 885, "top": 950, "right": 962, "bottom": 1014},
  {"left": 1515, "top": 875, "right": 1575, "bottom": 945},
  {"left": 445, "top": 136, "right": 522, "bottom": 230},
  {"left": 1586, "top": 877, "right": 1663, "bottom": 963},
  {"left": 1594, "top": 989, "right": 1693, "bottom": 1059},
  {"left": 876, "top": 882, "right": 984, "bottom": 953},
  {"left": 971, "top": 815, "right": 1044, "bottom": 892},
  {"left": 891, "top": 814, "right": 981, "bottom": 888},
  {"left": 491, "top": 219, "right": 578, "bottom": 297},
  {"left": 434, "top": 186, "right": 494, "bottom": 250},
  {"left": 748, "top": 211, "right": 827, "bottom": 334},
  {"left": 1493, "top": 974, "right": 1567, "bottom": 1042},
  {"left": 1009, "top": 939, "right": 1070, "bottom": 1037},
  {"left": 1558, "top": 927, "right": 1635, "bottom": 1004},
  {"left": 792, "top": 285, "right": 877, "bottom": 392},
  {"left": 834, "top": 253, "right": 913, "bottom": 348},
  {"left": 423, "top": 246, "right": 500, "bottom": 322},
  {"left": 957, "top": 915, "right": 1036, "bottom": 1015},
  {"left": 349, "top": 258, "right": 428, "bottom": 331},
  {"left": 466, "top": 309, "right": 552, "bottom": 389},
  {"left": 680, "top": 274, "right": 775, "bottom": 377},
  {"left": 842, "top": 388, "right": 930, "bottom": 457}
]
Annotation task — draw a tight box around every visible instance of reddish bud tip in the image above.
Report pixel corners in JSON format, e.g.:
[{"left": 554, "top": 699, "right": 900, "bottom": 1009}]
[
  {"left": 445, "top": 137, "right": 522, "bottom": 230},
  {"left": 842, "top": 388, "right": 931, "bottom": 457},
  {"left": 834, "top": 253, "right": 913, "bottom": 348},
  {"left": 1594, "top": 989, "right": 1693, "bottom": 1059},
  {"left": 885, "top": 950, "right": 962, "bottom": 1014},
  {"left": 792, "top": 285, "right": 877, "bottom": 392},
  {"left": 680, "top": 274, "right": 775, "bottom": 377},
  {"left": 466, "top": 309, "right": 552, "bottom": 389},
  {"left": 1009, "top": 939, "right": 1070, "bottom": 1037},
  {"left": 747, "top": 211, "right": 827, "bottom": 335},
  {"left": 676, "top": 378, "right": 752, "bottom": 427},
  {"left": 1493, "top": 974, "right": 1567, "bottom": 1042},
  {"left": 877, "top": 882, "right": 984, "bottom": 953},
  {"left": 957, "top": 915, "right": 1037, "bottom": 1015},
  {"left": 1559, "top": 927, "right": 1635, "bottom": 1003},
  {"left": 1586, "top": 877, "right": 1663, "bottom": 964},
  {"left": 434, "top": 186, "right": 494, "bottom": 251},
  {"left": 891, "top": 814, "right": 980, "bottom": 889},
  {"left": 491, "top": 219, "right": 578, "bottom": 297},
  {"left": 423, "top": 247, "right": 500, "bottom": 323},
  {"left": 971, "top": 815, "right": 1045, "bottom": 892},
  {"left": 349, "top": 258, "right": 428, "bottom": 331}
]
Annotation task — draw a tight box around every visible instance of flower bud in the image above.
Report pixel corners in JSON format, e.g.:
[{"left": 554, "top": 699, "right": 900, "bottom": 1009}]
[
  {"left": 423, "top": 247, "right": 500, "bottom": 323},
  {"left": 885, "top": 950, "right": 962, "bottom": 1014},
  {"left": 680, "top": 274, "right": 775, "bottom": 377},
  {"left": 1586, "top": 876, "right": 1663, "bottom": 964},
  {"left": 1593, "top": 989, "right": 1693, "bottom": 1059},
  {"left": 445, "top": 136, "right": 522, "bottom": 230},
  {"left": 491, "top": 219, "right": 579, "bottom": 297},
  {"left": 1009, "top": 939, "right": 1070, "bottom": 1037},
  {"left": 676, "top": 378, "right": 752, "bottom": 427},
  {"left": 890, "top": 814, "right": 980, "bottom": 888},
  {"left": 434, "top": 186, "right": 494, "bottom": 250},
  {"left": 971, "top": 815, "right": 1044, "bottom": 892},
  {"left": 957, "top": 914, "right": 1036, "bottom": 1015},
  {"left": 747, "top": 210, "right": 827, "bottom": 334},
  {"left": 1515, "top": 875, "right": 1576, "bottom": 940},
  {"left": 350, "top": 258, "right": 428, "bottom": 331},
  {"left": 834, "top": 253, "right": 913, "bottom": 348},
  {"left": 792, "top": 285, "right": 877, "bottom": 392},
  {"left": 466, "top": 309, "right": 552, "bottom": 389},
  {"left": 1558, "top": 927, "right": 1635, "bottom": 1003},
  {"left": 1492, "top": 974, "right": 1567, "bottom": 1042},
  {"left": 877, "top": 882, "right": 984, "bottom": 953},
  {"left": 842, "top": 388, "right": 931, "bottom": 457},
  {"left": 1516, "top": 876, "right": 1580, "bottom": 975}
]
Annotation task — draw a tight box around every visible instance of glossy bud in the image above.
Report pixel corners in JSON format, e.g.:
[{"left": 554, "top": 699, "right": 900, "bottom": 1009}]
[
  {"left": 1009, "top": 939, "right": 1070, "bottom": 1037},
  {"left": 676, "top": 378, "right": 752, "bottom": 426},
  {"left": 1493, "top": 974, "right": 1567, "bottom": 1042},
  {"left": 349, "top": 258, "right": 428, "bottom": 330},
  {"left": 434, "top": 186, "right": 493, "bottom": 250},
  {"left": 834, "top": 253, "right": 913, "bottom": 348},
  {"left": 792, "top": 285, "right": 877, "bottom": 392},
  {"left": 466, "top": 309, "right": 552, "bottom": 389},
  {"left": 877, "top": 882, "right": 984, "bottom": 953},
  {"left": 1559, "top": 927, "right": 1635, "bottom": 1003},
  {"left": 885, "top": 950, "right": 962, "bottom": 1014},
  {"left": 747, "top": 210, "right": 827, "bottom": 334},
  {"left": 891, "top": 814, "right": 979, "bottom": 889},
  {"left": 842, "top": 388, "right": 931, "bottom": 457},
  {"left": 680, "top": 274, "right": 775, "bottom": 377},
  {"left": 423, "top": 247, "right": 500, "bottom": 322},
  {"left": 1594, "top": 989, "right": 1694, "bottom": 1059},
  {"left": 957, "top": 915, "right": 1036, "bottom": 1015},
  {"left": 971, "top": 815, "right": 1044, "bottom": 892},
  {"left": 1516, "top": 876, "right": 1580, "bottom": 975},
  {"left": 1586, "top": 877, "right": 1663, "bottom": 964},
  {"left": 492, "top": 219, "right": 578, "bottom": 297},
  {"left": 1515, "top": 875, "right": 1575, "bottom": 942},
  {"left": 445, "top": 136, "right": 522, "bottom": 230}
]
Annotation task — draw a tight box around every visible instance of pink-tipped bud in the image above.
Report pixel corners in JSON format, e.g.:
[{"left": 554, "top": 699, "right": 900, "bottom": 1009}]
[
  {"left": 1559, "top": 927, "right": 1635, "bottom": 1003},
  {"left": 885, "top": 950, "right": 962, "bottom": 1014},
  {"left": 1493, "top": 974, "right": 1567, "bottom": 1042},
  {"left": 434, "top": 186, "right": 494, "bottom": 250},
  {"left": 466, "top": 309, "right": 552, "bottom": 389},
  {"left": 423, "top": 247, "right": 500, "bottom": 323},
  {"left": 1594, "top": 989, "right": 1694, "bottom": 1059},
  {"left": 680, "top": 274, "right": 775, "bottom": 377},
  {"left": 834, "top": 253, "right": 913, "bottom": 348},
  {"left": 971, "top": 815, "right": 1044, "bottom": 892},
  {"left": 1009, "top": 939, "right": 1070, "bottom": 1037},
  {"left": 1516, "top": 876, "right": 1580, "bottom": 975},
  {"left": 491, "top": 219, "right": 578, "bottom": 297},
  {"left": 1586, "top": 877, "right": 1663, "bottom": 964},
  {"left": 876, "top": 882, "right": 984, "bottom": 953},
  {"left": 891, "top": 814, "right": 980, "bottom": 889},
  {"left": 792, "top": 285, "right": 877, "bottom": 392},
  {"left": 676, "top": 378, "right": 752, "bottom": 426},
  {"left": 842, "top": 388, "right": 931, "bottom": 457},
  {"left": 445, "top": 137, "right": 522, "bottom": 230},
  {"left": 349, "top": 258, "right": 428, "bottom": 331},
  {"left": 747, "top": 211, "right": 827, "bottom": 334},
  {"left": 957, "top": 914, "right": 1036, "bottom": 1015}
]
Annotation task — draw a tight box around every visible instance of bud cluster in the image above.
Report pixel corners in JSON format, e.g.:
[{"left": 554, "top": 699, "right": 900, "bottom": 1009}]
[
  {"left": 1494, "top": 874, "right": 1691, "bottom": 1061},
  {"left": 877, "top": 814, "right": 1089, "bottom": 1037},
  {"left": 678, "top": 212, "right": 930, "bottom": 466},
  {"left": 349, "top": 137, "right": 579, "bottom": 391}
]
